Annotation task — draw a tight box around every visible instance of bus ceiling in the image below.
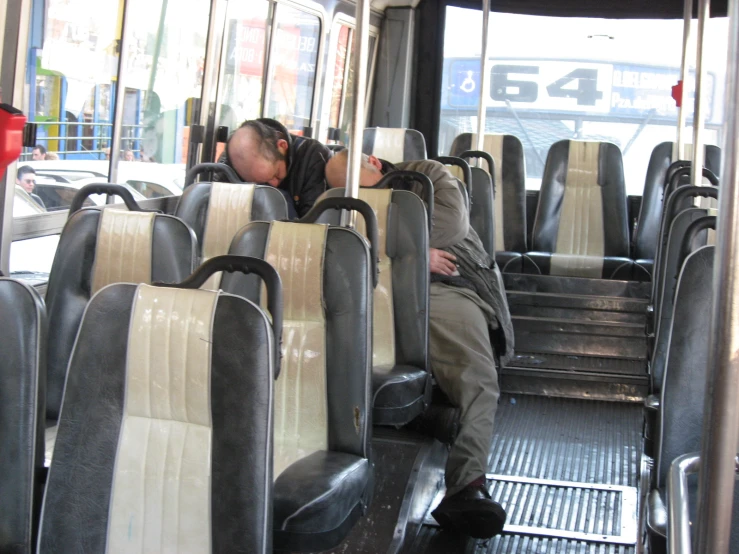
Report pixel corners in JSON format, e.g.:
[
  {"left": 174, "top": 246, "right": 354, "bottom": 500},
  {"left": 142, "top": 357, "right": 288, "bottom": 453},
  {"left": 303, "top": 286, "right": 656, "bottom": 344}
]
[{"left": 445, "top": 0, "right": 728, "bottom": 19}]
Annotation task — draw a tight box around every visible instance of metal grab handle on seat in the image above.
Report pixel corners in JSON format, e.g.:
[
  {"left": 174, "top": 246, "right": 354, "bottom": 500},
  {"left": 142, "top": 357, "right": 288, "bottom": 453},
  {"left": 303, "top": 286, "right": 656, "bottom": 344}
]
[
  {"left": 666, "top": 166, "right": 720, "bottom": 200},
  {"left": 300, "top": 196, "right": 380, "bottom": 289},
  {"left": 665, "top": 160, "right": 692, "bottom": 186},
  {"left": 664, "top": 185, "right": 719, "bottom": 226},
  {"left": 185, "top": 162, "right": 242, "bottom": 187},
  {"left": 69, "top": 184, "right": 151, "bottom": 217},
  {"left": 458, "top": 150, "right": 495, "bottom": 177},
  {"left": 155, "top": 255, "right": 284, "bottom": 378},
  {"left": 678, "top": 215, "right": 716, "bottom": 269},
  {"left": 435, "top": 156, "right": 473, "bottom": 188},
  {"left": 667, "top": 453, "right": 739, "bottom": 554},
  {"left": 374, "top": 170, "right": 434, "bottom": 233}
]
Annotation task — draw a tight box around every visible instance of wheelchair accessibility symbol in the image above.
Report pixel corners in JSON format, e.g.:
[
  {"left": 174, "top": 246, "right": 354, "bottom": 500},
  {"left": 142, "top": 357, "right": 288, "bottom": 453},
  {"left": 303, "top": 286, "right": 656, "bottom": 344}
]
[{"left": 460, "top": 71, "right": 476, "bottom": 93}]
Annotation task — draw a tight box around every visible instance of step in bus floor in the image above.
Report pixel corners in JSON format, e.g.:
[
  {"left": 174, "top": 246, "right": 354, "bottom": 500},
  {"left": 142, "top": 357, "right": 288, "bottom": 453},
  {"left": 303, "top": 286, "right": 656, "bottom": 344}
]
[{"left": 410, "top": 394, "right": 643, "bottom": 554}]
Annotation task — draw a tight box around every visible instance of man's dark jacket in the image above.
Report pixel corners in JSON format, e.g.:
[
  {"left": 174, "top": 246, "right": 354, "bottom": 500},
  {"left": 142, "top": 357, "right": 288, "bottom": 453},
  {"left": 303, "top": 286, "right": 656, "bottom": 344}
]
[{"left": 221, "top": 118, "right": 330, "bottom": 218}]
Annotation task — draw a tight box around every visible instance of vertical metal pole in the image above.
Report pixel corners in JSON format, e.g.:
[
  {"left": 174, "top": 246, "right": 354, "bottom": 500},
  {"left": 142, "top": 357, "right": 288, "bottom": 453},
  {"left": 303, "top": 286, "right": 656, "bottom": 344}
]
[
  {"left": 109, "top": 0, "right": 133, "bottom": 183},
  {"left": 197, "top": 0, "right": 227, "bottom": 165},
  {"left": 677, "top": 0, "right": 693, "bottom": 161},
  {"left": 343, "top": 0, "right": 370, "bottom": 224},
  {"left": 694, "top": 0, "right": 739, "bottom": 551},
  {"left": 475, "top": 0, "right": 491, "bottom": 152},
  {"left": 691, "top": 0, "right": 710, "bottom": 184},
  {"left": 261, "top": 5, "right": 280, "bottom": 119}
]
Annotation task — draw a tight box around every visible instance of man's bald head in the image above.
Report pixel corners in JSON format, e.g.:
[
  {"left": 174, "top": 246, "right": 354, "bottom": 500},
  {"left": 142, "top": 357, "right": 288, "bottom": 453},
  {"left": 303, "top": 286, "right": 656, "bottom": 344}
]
[
  {"left": 226, "top": 120, "right": 289, "bottom": 186},
  {"left": 325, "top": 149, "right": 383, "bottom": 189}
]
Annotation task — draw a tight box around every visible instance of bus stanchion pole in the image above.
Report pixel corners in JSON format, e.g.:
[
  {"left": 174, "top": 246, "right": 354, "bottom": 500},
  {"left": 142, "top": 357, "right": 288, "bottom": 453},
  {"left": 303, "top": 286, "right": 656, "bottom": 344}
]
[
  {"left": 694, "top": 0, "right": 739, "bottom": 552},
  {"left": 343, "top": 0, "right": 370, "bottom": 227},
  {"left": 475, "top": 0, "right": 491, "bottom": 155},
  {"left": 691, "top": 0, "right": 709, "bottom": 184},
  {"left": 676, "top": 0, "right": 693, "bottom": 161}
]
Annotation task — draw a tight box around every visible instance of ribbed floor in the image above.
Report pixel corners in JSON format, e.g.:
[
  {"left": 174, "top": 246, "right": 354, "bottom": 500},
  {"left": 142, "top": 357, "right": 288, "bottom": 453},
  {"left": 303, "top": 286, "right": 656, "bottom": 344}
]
[
  {"left": 412, "top": 395, "right": 643, "bottom": 554},
  {"left": 507, "top": 352, "right": 646, "bottom": 376},
  {"left": 489, "top": 395, "right": 642, "bottom": 487}
]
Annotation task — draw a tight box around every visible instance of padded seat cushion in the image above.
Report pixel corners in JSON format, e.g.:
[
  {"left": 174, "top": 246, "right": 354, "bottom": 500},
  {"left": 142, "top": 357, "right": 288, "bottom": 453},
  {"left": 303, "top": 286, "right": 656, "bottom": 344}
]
[
  {"left": 496, "top": 251, "right": 524, "bottom": 273},
  {"left": 647, "top": 489, "right": 667, "bottom": 540},
  {"left": 372, "top": 365, "right": 429, "bottom": 411},
  {"left": 522, "top": 252, "right": 633, "bottom": 280},
  {"left": 274, "top": 451, "right": 370, "bottom": 534}
]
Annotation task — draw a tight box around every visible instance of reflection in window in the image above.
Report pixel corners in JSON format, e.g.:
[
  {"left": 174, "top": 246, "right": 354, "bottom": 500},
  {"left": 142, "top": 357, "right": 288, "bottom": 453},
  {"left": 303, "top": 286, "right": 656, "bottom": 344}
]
[
  {"left": 266, "top": 5, "right": 321, "bottom": 134},
  {"left": 329, "top": 25, "right": 351, "bottom": 130},
  {"left": 22, "top": 0, "right": 120, "bottom": 168},
  {"left": 121, "top": 0, "right": 210, "bottom": 183},
  {"left": 219, "top": 0, "right": 271, "bottom": 132}
]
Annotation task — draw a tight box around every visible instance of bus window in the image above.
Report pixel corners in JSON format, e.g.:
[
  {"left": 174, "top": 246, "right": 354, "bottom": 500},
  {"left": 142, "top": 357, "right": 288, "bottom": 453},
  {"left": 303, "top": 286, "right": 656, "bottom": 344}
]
[
  {"left": 116, "top": 0, "right": 210, "bottom": 193},
  {"left": 265, "top": 5, "right": 321, "bottom": 134},
  {"left": 219, "top": 0, "right": 271, "bottom": 126},
  {"left": 438, "top": 7, "right": 729, "bottom": 195}
]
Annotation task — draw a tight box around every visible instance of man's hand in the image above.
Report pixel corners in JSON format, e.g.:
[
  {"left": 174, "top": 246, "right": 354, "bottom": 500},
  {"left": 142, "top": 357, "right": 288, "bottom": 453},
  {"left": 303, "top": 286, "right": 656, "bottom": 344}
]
[{"left": 430, "top": 248, "right": 458, "bottom": 276}]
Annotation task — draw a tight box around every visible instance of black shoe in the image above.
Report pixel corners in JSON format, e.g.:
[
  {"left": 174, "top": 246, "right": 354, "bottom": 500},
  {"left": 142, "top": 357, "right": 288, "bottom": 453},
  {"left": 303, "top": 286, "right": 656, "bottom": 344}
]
[{"left": 431, "top": 481, "right": 506, "bottom": 539}]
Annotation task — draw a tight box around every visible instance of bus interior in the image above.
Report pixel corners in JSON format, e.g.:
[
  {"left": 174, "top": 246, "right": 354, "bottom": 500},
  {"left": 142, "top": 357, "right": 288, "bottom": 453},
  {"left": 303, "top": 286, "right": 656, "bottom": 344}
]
[{"left": 1, "top": 0, "right": 739, "bottom": 552}]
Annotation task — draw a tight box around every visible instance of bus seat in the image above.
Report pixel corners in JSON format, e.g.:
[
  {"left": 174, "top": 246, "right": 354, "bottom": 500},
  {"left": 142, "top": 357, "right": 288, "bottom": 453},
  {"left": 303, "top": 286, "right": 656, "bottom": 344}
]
[
  {"left": 175, "top": 182, "right": 288, "bottom": 286},
  {"left": 646, "top": 185, "right": 719, "bottom": 335},
  {"left": 363, "top": 127, "right": 427, "bottom": 163},
  {"left": 0, "top": 279, "right": 46, "bottom": 554},
  {"left": 223, "top": 219, "right": 373, "bottom": 552},
  {"left": 646, "top": 246, "right": 714, "bottom": 553},
  {"left": 45, "top": 208, "right": 196, "bottom": 423},
  {"left": 650, "top": 212, "right": 714, "bottom": 388},
  {"left": 38, "top": 280, "right": 276, "bottom": 554},
  {"left": 450, "top": 132, "right": 527, "bottom": 253},
  {"left": 527, "top": 140, "right": 631, "bottom": 279},
  {"left": 319, "top": 187, "right": 431, "bottom": 426},
  {"left": 634, "top": 142, "right": 721, "bottom": 262}
]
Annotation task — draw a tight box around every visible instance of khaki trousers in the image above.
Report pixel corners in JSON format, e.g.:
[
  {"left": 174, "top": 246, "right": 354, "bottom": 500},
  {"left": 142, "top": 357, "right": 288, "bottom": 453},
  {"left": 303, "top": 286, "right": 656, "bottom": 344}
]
[{"left": 428, "top": 282, "right": 500, "bottom": 496}]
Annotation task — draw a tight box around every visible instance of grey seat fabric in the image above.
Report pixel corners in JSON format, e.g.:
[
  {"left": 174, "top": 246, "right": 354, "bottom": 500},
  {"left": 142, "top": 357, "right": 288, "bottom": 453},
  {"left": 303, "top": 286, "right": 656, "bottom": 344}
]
[
  {"left": 527, "top": 140, "right": 631, "bottom": 279},
  {"left": 44, "top": 208, "right": 197, "bottom": 422},
  {"left": 650, "top": 211, "right": 714, "bottom": 393},
  {"left": 634, "top": 142, "right": 721, "bottom": 261},
  {"left": 175, "top": 181, "right": 289, "bottom": 257},
  {"left": 320, "top": 188, "right": 431, "bottom": 425},
  {"left": 0, "top": 279, "right": 46, "bottom": 554},
  {"left": 223, "top": 220, "right": 373, "bottom": 551},
  {"left": 363, "top": 127, "right": 427, "bottom": 163},
  {"left": 646, "top": 246, "right": 714, "bottom": 549},
  {"left": 450, "top": 133, "right": 527, "bottom": 253},
  {"left": 38, "top": 281, "right": 276, "bottom": 553}
]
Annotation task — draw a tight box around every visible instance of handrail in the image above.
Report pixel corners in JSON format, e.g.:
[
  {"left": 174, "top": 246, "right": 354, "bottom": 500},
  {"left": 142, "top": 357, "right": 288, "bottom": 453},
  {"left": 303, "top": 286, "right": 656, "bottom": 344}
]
[
  {"left": 668, "top": 454, "right": 739, "bottom": 554},
  {"left": 668, "top": 453, "right": 701, "bottom": 554}
]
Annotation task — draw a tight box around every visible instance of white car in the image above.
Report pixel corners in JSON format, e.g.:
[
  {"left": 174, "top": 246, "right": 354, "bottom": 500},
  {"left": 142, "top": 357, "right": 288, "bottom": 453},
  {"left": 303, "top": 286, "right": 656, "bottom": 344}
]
[{"left": 25, "top": 160, "right": 185, "bottom": 198}]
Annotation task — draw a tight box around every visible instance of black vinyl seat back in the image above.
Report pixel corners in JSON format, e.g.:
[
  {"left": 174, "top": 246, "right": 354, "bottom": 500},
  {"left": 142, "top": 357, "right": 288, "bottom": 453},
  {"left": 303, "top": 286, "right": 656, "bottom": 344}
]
[
  {"left": 528, "top": 140, "right": 630, "bottom": 279},
  {"left": 650, "top": 186, "right": 719, "bottom": 309},
  {"left": 38, "top": 281, "right": 276, "bottom": 553},
  {"left": 650, "top": 210, "right": 713, "bottom": 393},
  {"left": 44, "top": 208, "right": 197, "bottom": 421},
  {"left": 633, "top": 142, "right": 720, "bottom": 261},
  {"left": 468, "top": 166, "right": 495, "bottom": 257},
  {"left": 319, "top": 187, "right": 431, "bottom": 425},
  {"left": 450, "top": 133, "right": 527, "bottom": 252},
  {"left": 0, "top": 279, "right": 46, "bottom": 554},
  {"left": 175, "top": 181, "right": 289, "bottom": 258},
  {"left": 363, "top": 127, "right": 427, "bottom": 163},
  {"left": 222, "top": 219, "right": 373, "bottom": 551},
  {"left": 655, "top": 246, "right": 714, "bottom": 491}
]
